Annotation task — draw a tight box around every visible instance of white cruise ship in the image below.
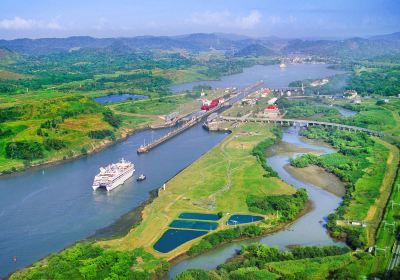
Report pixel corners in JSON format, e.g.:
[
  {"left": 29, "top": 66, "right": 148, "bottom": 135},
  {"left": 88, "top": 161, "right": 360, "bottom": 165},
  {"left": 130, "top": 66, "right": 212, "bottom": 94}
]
[{"left": 92, "top": 159, "right": 135, "bottom": 191}]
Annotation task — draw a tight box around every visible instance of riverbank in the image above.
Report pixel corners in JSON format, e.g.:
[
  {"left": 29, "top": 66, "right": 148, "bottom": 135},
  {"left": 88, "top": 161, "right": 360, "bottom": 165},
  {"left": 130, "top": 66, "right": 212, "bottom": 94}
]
[
  {"left": 0, "top": 121, "right": 151, "bottom": 177},
  {"left": 284, "top": 164, "right": 346, "bottom": 197}
]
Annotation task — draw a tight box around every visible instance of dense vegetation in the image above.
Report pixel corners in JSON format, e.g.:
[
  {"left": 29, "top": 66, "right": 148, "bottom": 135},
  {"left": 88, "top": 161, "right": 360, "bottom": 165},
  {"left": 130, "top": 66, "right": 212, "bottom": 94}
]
[
  {"left": 276, "top": 98, "right": 339, "bottom": 119},
  {"left": 177, "top": 243, "right": 355, "bottom": 280},
  {"left": 88, "top": 129, "right": 115, "bottom": 140},
  {"left": 347, "top": 66, "right": 400, "bottom": 96},
  {"left": 251, "top": 126, "right": 282, "bottom": 177},
  {"left": 0, "top": 96, "right": 123, "bottom": 173},
  {"left": 6, "top": 141, "right": 44, "bottom": 160},
  {"left": 246, "top": 189, "right": 308, "bottom": 222},
  {"left": 290, "top": 127, "right": 388, "bottom": 249},
  {"left": 321, "top": 101, "right": 397, "bottom": 132},
  {"left": 10, "top": 243, "right": 169, "bottom": 280}
]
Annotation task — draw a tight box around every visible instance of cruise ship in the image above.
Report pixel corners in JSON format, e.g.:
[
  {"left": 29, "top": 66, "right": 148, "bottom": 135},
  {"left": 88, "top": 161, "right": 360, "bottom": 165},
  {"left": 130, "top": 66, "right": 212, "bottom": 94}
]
[{"left": 92, "top": 159, "right": 135, "bottom": 191}]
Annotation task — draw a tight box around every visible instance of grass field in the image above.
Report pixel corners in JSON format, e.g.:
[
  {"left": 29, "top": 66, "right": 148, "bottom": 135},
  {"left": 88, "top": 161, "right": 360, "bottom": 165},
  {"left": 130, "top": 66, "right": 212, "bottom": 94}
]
[
  {"left": 99, "top": 123, "right": 295, "bottom": 259},
  {"left": 342, "top": 138, "right": 399, "bottom": 246},
  {"left": 370, "top": 150, "right": 400, "bottom": 273}
]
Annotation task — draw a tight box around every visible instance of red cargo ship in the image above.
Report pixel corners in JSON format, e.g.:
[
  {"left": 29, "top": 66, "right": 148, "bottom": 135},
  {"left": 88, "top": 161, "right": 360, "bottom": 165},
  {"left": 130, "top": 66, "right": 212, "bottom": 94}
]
[{"left": 201, "top": 98, "right": 219, "bottom": 111}]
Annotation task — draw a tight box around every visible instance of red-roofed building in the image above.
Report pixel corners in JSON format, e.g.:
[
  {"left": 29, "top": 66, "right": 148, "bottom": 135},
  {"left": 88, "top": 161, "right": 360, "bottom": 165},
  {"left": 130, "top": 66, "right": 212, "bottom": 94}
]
[
  {"left": 261, "top": 88, "right": 272, "bottom": 97},
  {"left": 262, "top": 105, "right": 280, "bottom": 118}
]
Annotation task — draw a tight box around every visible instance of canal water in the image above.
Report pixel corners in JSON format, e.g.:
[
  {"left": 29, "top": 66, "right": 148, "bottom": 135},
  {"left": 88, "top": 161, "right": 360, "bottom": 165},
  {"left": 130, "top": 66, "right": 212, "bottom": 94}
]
[
  {"left": 0, "top": 64, "right": 344, "bottom": 277},
  {"left": 0, "top": 125, "right": 226, "bottom": 276},
  {"left": 171, "top": 63, "right": 344, "bottom": 92}
]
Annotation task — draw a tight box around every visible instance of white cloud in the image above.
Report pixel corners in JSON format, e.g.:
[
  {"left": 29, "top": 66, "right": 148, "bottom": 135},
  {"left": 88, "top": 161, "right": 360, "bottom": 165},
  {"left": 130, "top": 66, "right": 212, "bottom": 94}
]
[
  {"left": 267, "top": 15, "right": 296, "bottom": 26},
  {"left": 190, "top": 10, "right": 261, "bottom": 29},
  {"left": 238, "top": 10, "right": 262, "bottom": 29},
  {"left": 0, "top": 17, "right": 61, "bottom": 30}
]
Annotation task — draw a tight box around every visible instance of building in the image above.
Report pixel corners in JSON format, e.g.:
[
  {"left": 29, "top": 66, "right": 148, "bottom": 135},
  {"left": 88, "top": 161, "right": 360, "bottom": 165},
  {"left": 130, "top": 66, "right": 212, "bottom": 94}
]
[
  {"left": 267, "top": 97, "right": 278, "bottom": 105},
  {"left": 260, "top": 88, "right": 272, "bottom": 98},
  {"left": 262, "top": 105, "right": 280, "bottom": 119},
  {"left": 310, "top": 78, "right": 329, "bottom": 87},
  {"left": 343, "top": 90, "right": 358, "bottom": 100}
]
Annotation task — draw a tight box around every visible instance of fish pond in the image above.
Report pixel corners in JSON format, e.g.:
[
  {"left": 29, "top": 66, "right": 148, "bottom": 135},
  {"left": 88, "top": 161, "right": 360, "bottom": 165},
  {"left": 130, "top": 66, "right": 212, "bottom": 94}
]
[
  {"left": 169, "top": 220, "right": 218, "bottom": 231},
  {"left": 153, "top": 229, "right": 208, "bottom": 253},
  {"left": 226, "top": 214, "right": 264, "bottom": 225},
  {"left": 178, "top": 212, "right": 221, "bottom": 221}
]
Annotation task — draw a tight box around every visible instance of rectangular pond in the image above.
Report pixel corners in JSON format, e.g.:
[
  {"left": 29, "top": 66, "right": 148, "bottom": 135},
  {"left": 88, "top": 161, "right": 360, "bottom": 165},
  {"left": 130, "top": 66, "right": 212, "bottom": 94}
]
[
  {"left": 153, "top": 229, "right": 208, "bottom": 253},
  {"left": 178, "top": 212, "right": 221, "bottom": 221},
  {"left": 227, "top": 214, "right": 264, "bottom": 225},
  {"left": 170, "top": 220, "right": 218, "bottom": 230}
]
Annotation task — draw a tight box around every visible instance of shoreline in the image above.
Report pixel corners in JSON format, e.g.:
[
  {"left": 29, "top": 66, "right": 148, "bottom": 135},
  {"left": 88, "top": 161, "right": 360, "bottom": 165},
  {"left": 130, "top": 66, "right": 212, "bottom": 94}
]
[{"left": 0, "top": 124, "right": 153, "bottom": 178}]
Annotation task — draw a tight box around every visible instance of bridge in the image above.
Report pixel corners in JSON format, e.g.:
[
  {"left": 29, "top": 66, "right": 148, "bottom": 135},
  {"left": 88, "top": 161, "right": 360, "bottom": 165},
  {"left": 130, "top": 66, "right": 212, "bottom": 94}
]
[{"left": 218, "top": 116, "right": 383, "bottom": 137}]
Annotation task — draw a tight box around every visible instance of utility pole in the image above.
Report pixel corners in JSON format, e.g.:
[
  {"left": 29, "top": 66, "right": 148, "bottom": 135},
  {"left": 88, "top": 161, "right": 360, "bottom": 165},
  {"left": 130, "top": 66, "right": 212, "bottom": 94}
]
[
  {"left": 374, "top": 246, "right": 388, "bottom": 256},
  {"left": 391, "top": 201, "right": 400, "bottom": 210},
  {"left": 383, "top": 221, "right": 396, "bottom": 233}
]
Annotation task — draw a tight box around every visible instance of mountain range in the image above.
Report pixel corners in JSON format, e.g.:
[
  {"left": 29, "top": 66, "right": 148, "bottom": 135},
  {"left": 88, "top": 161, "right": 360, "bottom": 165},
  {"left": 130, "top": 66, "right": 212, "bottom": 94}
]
[{"left": 0, "top": 32, "right": 399, "bottom": 58}]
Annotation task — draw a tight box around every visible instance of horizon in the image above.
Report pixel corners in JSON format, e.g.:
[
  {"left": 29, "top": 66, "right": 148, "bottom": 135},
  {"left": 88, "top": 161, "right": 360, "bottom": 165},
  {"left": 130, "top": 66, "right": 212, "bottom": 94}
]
[
  {"left": 1, "top": 0, "right": 399, "bottom": 40},
  {"left": 1, "top": 30, "right": 400, "bottom": 42}
]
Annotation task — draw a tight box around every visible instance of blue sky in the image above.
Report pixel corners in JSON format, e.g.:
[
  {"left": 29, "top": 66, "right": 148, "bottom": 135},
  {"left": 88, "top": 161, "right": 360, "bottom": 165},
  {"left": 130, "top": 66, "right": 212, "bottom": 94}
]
[{"left": 0, "top": 0, "right": 399, "bottom": 39}]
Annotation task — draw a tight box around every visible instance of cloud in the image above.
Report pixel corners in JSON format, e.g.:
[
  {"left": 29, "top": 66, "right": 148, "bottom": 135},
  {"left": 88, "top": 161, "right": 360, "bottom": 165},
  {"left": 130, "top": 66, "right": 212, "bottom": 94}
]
[
  {"left": 267, "top": 15, "right": 296, "bottom": 26},
  {"left": 0, "top": 17, "right": 61, "bottom": 30},
  {"left": 190, "top": 10, "right": 261, "bottom": 29},
  {"left": 238, "top": 10, "right": 262, "bottom": 29}
]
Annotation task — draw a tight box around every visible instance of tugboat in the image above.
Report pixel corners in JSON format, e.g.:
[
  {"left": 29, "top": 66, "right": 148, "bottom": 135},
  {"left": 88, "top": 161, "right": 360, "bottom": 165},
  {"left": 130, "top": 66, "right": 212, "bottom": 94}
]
[{"left": 137, "top": 174, "right": 146, "bottom": 181}]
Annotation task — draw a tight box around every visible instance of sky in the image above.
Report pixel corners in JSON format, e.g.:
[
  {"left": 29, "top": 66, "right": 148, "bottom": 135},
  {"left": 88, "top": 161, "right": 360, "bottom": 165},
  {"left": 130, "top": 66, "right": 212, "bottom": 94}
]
[{"left": 0, "top": 0, "right": 399, "bottom": 40}]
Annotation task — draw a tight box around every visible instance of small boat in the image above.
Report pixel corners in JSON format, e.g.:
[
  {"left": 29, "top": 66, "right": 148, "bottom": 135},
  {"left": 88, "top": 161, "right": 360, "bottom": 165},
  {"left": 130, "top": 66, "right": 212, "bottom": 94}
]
[{"left": 137, "top": 174, "right": 146, "bottom": 181}]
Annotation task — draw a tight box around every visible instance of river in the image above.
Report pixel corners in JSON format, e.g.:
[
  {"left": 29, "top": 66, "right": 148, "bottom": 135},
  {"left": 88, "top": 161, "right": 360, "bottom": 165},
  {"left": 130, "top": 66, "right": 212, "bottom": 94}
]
[
  {"left": 166, "top": 126, "right": 348, "bottom": 278},
  {"left": 0, "top": 63, "right": 344, "bottom": 277}
]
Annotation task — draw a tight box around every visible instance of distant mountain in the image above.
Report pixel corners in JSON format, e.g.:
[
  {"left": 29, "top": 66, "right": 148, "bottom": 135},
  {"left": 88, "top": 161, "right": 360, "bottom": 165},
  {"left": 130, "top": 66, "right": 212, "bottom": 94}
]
[
  {"left": 370, "top": 32, "right": 400, "bottom": 41},
  {"left": 282, "top": 35, "right": 400, "bottom": 58},
  {"left": 0, "top": 47, "right": 19, "bottom": 64},
  {"left": 0, "top": 32, "right": 399, "bottom": 58},
  {"left": 234, "top": 43, "right": 275, "bottom": 57}
]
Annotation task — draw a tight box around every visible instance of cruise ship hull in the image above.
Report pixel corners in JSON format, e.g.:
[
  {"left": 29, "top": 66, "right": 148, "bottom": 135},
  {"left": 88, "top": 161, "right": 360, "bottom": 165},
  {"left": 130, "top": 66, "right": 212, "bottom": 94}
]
[{"left": 92, "top": 168, "right": 134, "bottom": 191}]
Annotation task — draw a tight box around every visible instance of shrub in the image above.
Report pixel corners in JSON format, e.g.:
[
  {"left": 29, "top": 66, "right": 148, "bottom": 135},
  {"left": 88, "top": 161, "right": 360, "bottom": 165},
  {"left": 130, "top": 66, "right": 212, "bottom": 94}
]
[
  {"left": 103, "top": 110, "right": 121, "bottom": 128},
  {"left": 252, "top": 138, "right": 278, "bottom": 177},
  {"left": 88, "top": 129, "right": 115, "bottom": 139},
  {"left": 43, "top": 138, "right": 67, "bottom": 150},
  {"left": 6, "top": 141, "right": 44, "bottom": 160},
  {"left": 246, "top": 189, "right": 308, "bottom": 221}
]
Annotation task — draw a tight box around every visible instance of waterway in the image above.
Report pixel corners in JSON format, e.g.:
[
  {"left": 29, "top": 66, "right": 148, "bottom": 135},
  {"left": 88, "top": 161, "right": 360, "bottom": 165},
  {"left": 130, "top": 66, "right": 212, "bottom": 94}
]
[
  {"left": 0, "top": 125, "right": 226, "bottom": 276},
  {"left": 0, "top": 63, "right": 345, "bottom": 277},
  {"left": 171, "top": 63, "right": 344, "bottom": 92}
]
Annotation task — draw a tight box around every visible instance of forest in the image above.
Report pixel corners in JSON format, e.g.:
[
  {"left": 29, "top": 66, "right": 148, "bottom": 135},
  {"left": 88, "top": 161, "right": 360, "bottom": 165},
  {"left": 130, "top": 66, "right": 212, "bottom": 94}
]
[{"left": 9, "top": 243, "right": 169, "bottom": 280}]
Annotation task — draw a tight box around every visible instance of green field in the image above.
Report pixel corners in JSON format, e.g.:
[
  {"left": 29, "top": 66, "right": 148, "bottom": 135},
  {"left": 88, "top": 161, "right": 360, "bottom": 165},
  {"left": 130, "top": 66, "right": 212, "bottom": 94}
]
[{"left": 99, "top": 123, "right": 296, "bottom": 259}]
